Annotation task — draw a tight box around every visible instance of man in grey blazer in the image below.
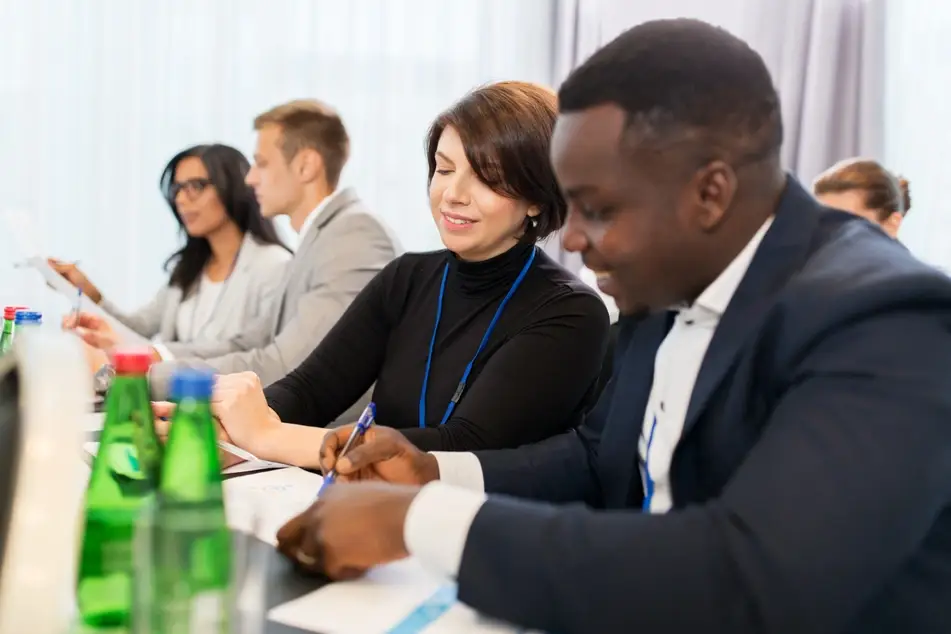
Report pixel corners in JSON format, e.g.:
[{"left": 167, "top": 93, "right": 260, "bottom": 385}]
[{"left": 146, "top": 100, "right": 398, "bottom": 417}]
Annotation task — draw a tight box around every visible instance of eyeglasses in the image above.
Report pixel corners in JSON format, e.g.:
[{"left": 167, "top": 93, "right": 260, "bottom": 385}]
[{"left": 167, "top": 178, "right": 212, "bottom": 202}]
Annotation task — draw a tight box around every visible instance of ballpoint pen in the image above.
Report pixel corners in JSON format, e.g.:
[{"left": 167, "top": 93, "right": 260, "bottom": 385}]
[
  {"left": 318, "top": 402, "right": 376, "bottom": 497},
  {"left": 295, "top": 402, "right": 377, "bottom": 568}
]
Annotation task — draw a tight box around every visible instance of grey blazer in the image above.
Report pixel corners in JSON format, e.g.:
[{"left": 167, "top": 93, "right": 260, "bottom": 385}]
[
  {"left": 149, "top": 188, "right": 399, "bottom": 423},
  {"left": 99, "top": 233, "right": 291, "bottom": 343}
]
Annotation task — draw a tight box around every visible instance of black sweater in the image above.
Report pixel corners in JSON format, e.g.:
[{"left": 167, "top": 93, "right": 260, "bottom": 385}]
[{"left": 264, "top": 242, "right": 610, "bottom": 451}]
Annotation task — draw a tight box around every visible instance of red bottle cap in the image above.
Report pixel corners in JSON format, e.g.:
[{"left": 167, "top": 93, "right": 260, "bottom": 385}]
[
  {"left": 3, "top": 306, "right": 27, "bottom": 321},
  {"left": 113, "top": 349, "right": 154, "bottom": 375}
]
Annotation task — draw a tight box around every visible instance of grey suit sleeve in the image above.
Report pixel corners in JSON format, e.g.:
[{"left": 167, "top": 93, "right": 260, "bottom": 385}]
[
  {"left": 99, "top": 285, "right": 169, "bottom": 339},
  {"left": 150, "top": 214, "right": 396, "bottom": 399}
]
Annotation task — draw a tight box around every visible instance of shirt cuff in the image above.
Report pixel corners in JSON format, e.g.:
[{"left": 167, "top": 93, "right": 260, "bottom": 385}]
[
  {"left": 151, "top": 343, "right": 174, "bottom": 361},
  {"left": 403, "top": 481, "right": 487, "bottom": 579},
  {"left": 430, "top": 451, "right": 485, "bottom": 492}
]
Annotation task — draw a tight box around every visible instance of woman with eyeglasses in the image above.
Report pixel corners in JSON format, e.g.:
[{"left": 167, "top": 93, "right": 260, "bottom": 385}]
[{"left": 50, "top": 144, "right": 292, "bottom": 346}]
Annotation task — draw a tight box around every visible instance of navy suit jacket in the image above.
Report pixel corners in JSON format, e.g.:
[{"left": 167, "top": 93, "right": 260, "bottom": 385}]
[{"left": 457, "top": 179, "right": 951, "bottom": 634}]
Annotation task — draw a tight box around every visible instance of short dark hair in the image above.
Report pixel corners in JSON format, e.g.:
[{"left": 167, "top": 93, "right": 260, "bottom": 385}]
[
  {"left": 254, "top": 100, "right": 350, "bottom": 188},
  {"left": 814, "top": 159, "right": 911, "bottom": 219},
  {"left": 425, "top": 81, "right": 567, "bottom": 242},
  {"left": 160, "top": 144, "right": 291, "bottom": 291},
  {"left": 559, "top": 19, "right": 783, "bottom": 167}
]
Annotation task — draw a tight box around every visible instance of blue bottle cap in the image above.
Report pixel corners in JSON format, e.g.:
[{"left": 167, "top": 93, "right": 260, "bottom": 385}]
[
  {"left": 169, "top": 368, "right": 215, "bottom": 401},
  {"left": 14, "top": 311, "right": 42, "bottom": 325}
]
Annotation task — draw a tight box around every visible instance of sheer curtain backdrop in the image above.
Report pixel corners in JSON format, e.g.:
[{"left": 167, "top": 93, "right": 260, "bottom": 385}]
[
  {"left": 883, "top": 0, "right": 951, "bottom": 270},
  {"left": 0, "top": 0, "right": 556, "bottom": 316},
  {"left": 545, "top": 0, "right": 885, "bottom": 273}
]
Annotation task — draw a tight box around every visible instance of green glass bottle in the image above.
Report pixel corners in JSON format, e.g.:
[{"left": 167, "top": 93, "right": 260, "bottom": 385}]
[
  {"left": 0, "top": 306, "right": 18, "bottom": 354},
  {"left": 77, "top": 349, "right": 162, "bottom": 628},
  {"left": 153, "top": 368, "right": 232, "bottom": 633}
]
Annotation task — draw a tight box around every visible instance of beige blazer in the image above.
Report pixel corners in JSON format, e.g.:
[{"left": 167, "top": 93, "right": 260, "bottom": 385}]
[{"left": 99, "top": 233, "right": 291, "bottom": 344}]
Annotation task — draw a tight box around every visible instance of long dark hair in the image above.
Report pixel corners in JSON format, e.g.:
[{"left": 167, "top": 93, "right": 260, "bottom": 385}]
[{"left": 159, "top": 144, "right": 290, "bottom": 291}]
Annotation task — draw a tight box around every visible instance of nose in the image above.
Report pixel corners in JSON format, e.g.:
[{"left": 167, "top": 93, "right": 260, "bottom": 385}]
[
  {"left": 441, "top": 173, "right": 470, "bottom": 206},
  {"left": 245, "top": 165, "right": 259, "bottom": 187},
  {"left": 561, "top": 209, "right": 589, "bottom": 254},
  {"left": 174, "top": 187, "right": 190, "bottom": 207}
]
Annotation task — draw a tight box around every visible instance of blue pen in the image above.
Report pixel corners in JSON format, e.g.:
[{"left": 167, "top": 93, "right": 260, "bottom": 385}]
[{"left": 318, "top": 402, "right": 376, "bottom": 497}]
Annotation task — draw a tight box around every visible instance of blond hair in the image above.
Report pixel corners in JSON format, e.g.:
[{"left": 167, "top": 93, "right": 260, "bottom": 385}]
[{"left": 254, "top": 99, "right": 350, "bottom": 187}]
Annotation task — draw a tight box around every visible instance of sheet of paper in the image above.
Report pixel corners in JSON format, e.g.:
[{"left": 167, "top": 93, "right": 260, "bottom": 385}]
[
  {"left": 81, "top": 413, "right": 103, "bottom": 432},
  {"left": 223, "top": 467, "right": 323, "bottom": 544},
  {"left": 23, "top": 256, "right": 149, "bottom": 346},
  {"left": 267, "top": 559, "right": 453, "bottom": 634}
]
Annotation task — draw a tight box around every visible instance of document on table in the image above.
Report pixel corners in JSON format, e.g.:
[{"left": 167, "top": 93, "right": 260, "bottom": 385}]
[
  {"left": 223, "top": 467, "right": 323, "bottom": 544},
  {"left": 267, "top": 558, "right": 528, "bottom": 633},
  {"left": 21, "top": 256, "right": 150, "bottom": 346},
  {"left": 82, "top": 441, "right": 292, "bottom": 477}
]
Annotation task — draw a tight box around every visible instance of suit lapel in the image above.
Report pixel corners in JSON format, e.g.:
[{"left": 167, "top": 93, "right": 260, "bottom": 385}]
[
  {"left": 272, "top": 189, "right": 358, "bottom": 332},
  {"left": 214, "top": 234, "right": 257, "bottom": 326},
  {"left": 601, "top": 312, "right": 673, "bottom": 507},
  {"left": 682, "top": 178, "right": 822, "bottom": 436}
]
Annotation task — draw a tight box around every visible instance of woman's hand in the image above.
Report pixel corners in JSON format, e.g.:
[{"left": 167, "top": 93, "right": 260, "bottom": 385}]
[
  {"left": 63, "top": 311, "right": 121, "bottom": 353},
  {"left": 211, "top": 372, "right": 283, "bottom": 457},
  {"left": 47, "top": 258, "right": 102, "bottom": 304},
  {"left": 152, "top": 401, "right": 233, "bottom": 445}
]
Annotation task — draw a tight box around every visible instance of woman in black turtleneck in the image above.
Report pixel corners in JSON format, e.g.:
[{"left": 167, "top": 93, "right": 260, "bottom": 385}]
[{"left": 214, "top": 81, "right": 609, "bottom": 461}]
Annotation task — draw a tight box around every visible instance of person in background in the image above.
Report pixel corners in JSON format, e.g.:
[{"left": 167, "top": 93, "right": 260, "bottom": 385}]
[
  {"left": 69, "top": 100, "right": 398, "bottom": 423},
  {"left": 813, "top": 158, "right": 911, "bottom": 239},
  {"left": 52, "top": 143, "right": 292, "bottom": 345},
  {"left": 184, "top": 81, "right": 610, "bottom": 459},
  {"left": 273, "top": 20, "right": 951, "bottom": 634}
]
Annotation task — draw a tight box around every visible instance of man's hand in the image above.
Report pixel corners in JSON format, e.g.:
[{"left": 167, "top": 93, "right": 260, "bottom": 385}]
[
  {"left": 211, "top": 372, "right": 282, "bottom": 455},
  {"left": 320, "top": 425, "right": 439, "bottom": 485},
  {"left": 276, "top": 482, "right": 419, "bottom": 579}
]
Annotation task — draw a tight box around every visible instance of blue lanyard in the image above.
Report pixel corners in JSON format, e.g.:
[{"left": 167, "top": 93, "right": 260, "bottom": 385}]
[
  {"left": 641, "top": 415, "right": 659, "bottom": 512},
  {"left": 418, "top": 246, "right": 537, "bottom": 428}
]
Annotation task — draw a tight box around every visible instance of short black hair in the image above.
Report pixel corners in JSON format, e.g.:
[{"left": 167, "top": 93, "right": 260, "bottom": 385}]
[
  {"left": 426, "top": 81, "right": 567, "bottom": 242},
  {"left": 558, "top": 19, "right": 782, "bottom": 166}
]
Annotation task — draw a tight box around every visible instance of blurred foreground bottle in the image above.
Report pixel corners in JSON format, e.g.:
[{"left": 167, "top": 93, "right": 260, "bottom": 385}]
[
  {"left": 77, "top": 349, "right": 162, "bottom": 627},
  {"left": 152, "top": 368, "right": 232, "bottom": 633},
  {"left": 0, "top": 306, "right": 24, "bottom": 354}
]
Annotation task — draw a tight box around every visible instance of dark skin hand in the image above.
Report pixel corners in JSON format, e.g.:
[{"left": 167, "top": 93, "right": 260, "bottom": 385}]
[
  {"left": 276, "top": 482, "right": 420, "bottom": 580},
  {"left": 275, "top": 424, "right": 443, "bottom": 579},
  {"left": 318, "top": 424, "right": 441, "bottom": 485}
]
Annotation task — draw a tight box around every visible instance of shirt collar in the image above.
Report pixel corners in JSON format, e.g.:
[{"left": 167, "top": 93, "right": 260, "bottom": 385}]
[
  {"left": 297, "top": 189, "right": 340, "bottom": 240},
  {"left": 682, "top": 216, "right": 775, "bottom": 317}
]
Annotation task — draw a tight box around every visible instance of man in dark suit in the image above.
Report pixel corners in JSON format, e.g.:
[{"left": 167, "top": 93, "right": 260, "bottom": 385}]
[{"left": 274, "top": 19, "right": 951, "bottom": 634}]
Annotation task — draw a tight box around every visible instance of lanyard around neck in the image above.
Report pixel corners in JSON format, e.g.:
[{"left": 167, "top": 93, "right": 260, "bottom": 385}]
[{"left": 418, "top": 246, "right": 537, "bottom": 428}]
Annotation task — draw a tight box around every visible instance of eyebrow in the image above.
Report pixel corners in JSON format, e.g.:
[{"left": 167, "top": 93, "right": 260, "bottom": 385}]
[
  {"left": 434, "top": 151, "right": 455, "bottom": 164},
  {"left": 563, "top": 184, "right": 596, "bottom": 199}
]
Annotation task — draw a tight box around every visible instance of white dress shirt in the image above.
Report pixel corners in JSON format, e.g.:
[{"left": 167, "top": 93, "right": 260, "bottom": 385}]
[
  {"left": 403, "top": 217, "right": 775, "bottom": 578},
  {"left": 296, "top": 189, "right": 340, "bottom": 245}
]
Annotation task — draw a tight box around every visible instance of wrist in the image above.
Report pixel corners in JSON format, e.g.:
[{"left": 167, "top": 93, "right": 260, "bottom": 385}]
[
  {"left": 418, "top": 453, "right": 440, "bottom": 484},
  {"left": 250, "top": 410, "right": 289, "bottom": 462},
  {"left": 389, "top": 488, "right": 419, "bottom": 559},
  {"left": 87, "top": 287, "right": 103, "bottom": 304}
]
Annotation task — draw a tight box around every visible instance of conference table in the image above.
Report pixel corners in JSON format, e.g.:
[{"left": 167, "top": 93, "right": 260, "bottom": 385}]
[{"left": 79, "top": 413, "right": 527, "bottom": 634}]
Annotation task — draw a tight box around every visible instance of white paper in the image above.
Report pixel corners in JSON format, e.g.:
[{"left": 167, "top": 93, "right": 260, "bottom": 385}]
[
  {"left": 267, "top": 559, "right": 449, "bottom": 634},
  {"left": 223, "top": 467, "right": 323, "bottom": 544},
  {"left": 23, "top": 256, "right": 149, "bottom": 346},
  {"left": 81, "top": 413, "right": 104, "bottom": 432}
]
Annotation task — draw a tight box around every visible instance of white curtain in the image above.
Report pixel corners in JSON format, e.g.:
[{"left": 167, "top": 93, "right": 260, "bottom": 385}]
[
  {"left": 0, "top": 0, "right": 556, "bottom": 317},
  {"left": 883, "top": 0, "right": 951, "bottom": 269},
  {"left": 545, "top": 0, "right": 885, "bottom": 272}
]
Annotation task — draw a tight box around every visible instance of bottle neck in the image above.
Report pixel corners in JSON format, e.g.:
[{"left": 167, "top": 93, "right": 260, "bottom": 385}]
[
  {"left": 1, "top": 319, "right": 13, "bottom": 334},
  {"left": 160, "top": 396, "right": 221, "bottom": 497}
]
